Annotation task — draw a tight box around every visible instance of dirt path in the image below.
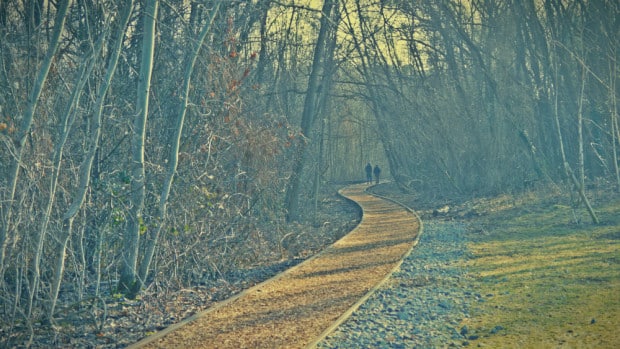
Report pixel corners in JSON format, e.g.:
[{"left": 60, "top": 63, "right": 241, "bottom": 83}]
[{"left": 128, "top": 183, "right": 421, "bottom": 349}]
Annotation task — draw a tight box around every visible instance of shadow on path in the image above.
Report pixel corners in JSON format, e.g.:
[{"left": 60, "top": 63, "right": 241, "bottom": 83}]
[{"left": 128, "top": 183, "right": 421, "bottom": 349}]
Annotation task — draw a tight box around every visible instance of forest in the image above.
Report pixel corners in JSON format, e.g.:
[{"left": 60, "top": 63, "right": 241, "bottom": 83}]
[{"left": 0, "top": 0, "right": 618, "bottom": 346}]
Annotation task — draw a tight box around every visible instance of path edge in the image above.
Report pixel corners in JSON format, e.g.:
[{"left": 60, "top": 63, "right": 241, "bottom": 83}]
[
  {"left": 127, "top": 185, "right": 367, "bottom": 349},
  {"left": 305, "top": 184, "right": 425, "bottom": 348}
]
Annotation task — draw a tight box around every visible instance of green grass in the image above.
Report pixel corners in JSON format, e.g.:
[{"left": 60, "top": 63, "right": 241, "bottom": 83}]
[{"left": 461, "top": 193, "right": 620, "bottom": 348}]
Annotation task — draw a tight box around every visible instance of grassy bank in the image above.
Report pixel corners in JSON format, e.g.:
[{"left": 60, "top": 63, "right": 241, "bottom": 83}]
[{"left": 461, "top": 192, "right": 620, "bottom": 348}]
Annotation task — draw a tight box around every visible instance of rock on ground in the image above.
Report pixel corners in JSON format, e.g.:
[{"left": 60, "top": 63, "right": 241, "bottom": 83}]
[{"left": 318, "top": 221, "right": 474, "bottom": 348}]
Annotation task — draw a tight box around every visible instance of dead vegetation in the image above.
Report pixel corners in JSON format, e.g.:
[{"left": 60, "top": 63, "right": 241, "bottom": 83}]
[
  {"left": 0, "top": 186, "right": 361, "bottom": 349},
  {"left": 128, "top": 184, "right": 420, "bottom": 348}
]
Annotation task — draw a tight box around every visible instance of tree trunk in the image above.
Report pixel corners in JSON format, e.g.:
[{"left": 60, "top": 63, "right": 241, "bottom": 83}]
[
  {"left": 137, "top": 2, "right": 221, "bottom": 289},
  {"left": 45, "top": 35, "right": 104, "bottom": 320},
  {"left": 552, "top": 42, "right": 599, "bottom": 224},
  {"left": 119, "top": 0, "right": 158, "bottom": 298},
  {"left": 0, "top": 0, "right": 73, "bottom": 316},
  {"left": 49, "top": 0, "right": 134, "bottom": 318},
  {"left": 284, "top": 0, "right": 335, "bottom": 222},
  {"left": 577, "top": 66, "right": 586, "bottom": 188},
  {"left": 611, "top": 60, "right": 620, "bottom": 191}
]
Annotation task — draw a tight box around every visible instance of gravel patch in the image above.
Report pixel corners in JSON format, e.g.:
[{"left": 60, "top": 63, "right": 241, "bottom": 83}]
[{"left": 317, "top": 220, "right": 477, "bottom": 348}]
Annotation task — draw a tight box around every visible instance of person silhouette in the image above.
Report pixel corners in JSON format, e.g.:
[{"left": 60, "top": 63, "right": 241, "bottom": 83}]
[
  {"left": 365, "top": 163, "right": 373, "bottom": 184},
  {"left": 373, "top": 165, "right": 381, "bottom": 184}
]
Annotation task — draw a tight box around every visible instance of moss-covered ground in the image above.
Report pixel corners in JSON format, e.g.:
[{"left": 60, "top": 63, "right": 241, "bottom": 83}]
[{"left": 461, "top": 191, "right": 620, "bottom": 348}]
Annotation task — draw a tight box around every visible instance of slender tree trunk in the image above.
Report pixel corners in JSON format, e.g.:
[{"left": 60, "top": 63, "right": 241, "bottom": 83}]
[
  {"left": 613, "top": 108, "right": 620, "bottom": 191},
  {"left": 313, "top": 117, "right": 326, "bottom": 219},
  {"left": 45, "top": 35, "right": 104, "bottom": 320},
  {"left": 610, "top": 58, "right": 620, "bottom": 191},
  {"left": 48, "top": 0, "right": 134, "bottom": 318},
  {"left": 312, "top": 8, "right": 338, "bottom": 219},
  {"left": 137, "top": 2, "right": 221, "bottom": 288},
  {"left": 577, "top": 66, "right": 586, "bottom": 188},
  {"left": 0, "top": 0, "right": 72, "bottom": 279},
  {"left": 552, "top": 43, "right": 599, "bottom": 224},
  {"left": 119, "top": 0, "right": 158, "bottom": 298},
  {"left": 0, "top": 0, "right": 73, "bottom": 316},
  {"left": 284, "top": 0, "right": 335, "bottom": 222},
  {"left": 254, "top": 1, "right": 271, "bottom": 85}
]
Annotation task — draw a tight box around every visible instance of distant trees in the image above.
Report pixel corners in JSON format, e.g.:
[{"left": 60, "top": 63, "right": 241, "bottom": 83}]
[{"left": 330, "top": 0, "right": 618, "bottom": 205}]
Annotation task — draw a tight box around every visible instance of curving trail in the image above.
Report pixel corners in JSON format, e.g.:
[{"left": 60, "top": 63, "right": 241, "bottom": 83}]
[{"left": 128, "top": 183, "right": 421, "bottom": 349}]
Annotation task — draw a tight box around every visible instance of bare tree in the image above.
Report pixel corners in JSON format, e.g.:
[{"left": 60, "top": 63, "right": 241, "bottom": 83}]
[
  {"left": 284, "top": 0, "right": 336, "bottom": 222},
  {"left": 136, "top": 1, "right": 222, "bottom": 291},
  {"left": 0, "top": 0, "right": 73, "bottom": 317},
  {"left": 119, "top": 0, "right": 159, "bottom": 297},
  {"left": 48, "top": 0, "right": 135, "bottom": 318},
  {"left": 43, "top": 29, "right": 105, "bottom": 321}
]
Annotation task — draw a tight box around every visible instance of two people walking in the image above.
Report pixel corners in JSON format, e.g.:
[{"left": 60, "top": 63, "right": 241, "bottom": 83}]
[{"left": 365, "top": 163, "right": 381, "bottom": 185}]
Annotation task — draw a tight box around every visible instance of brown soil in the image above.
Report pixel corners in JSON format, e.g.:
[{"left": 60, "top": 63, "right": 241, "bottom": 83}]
[{"left": 128, "top": 183, "right": 421, "bottom": 349}]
